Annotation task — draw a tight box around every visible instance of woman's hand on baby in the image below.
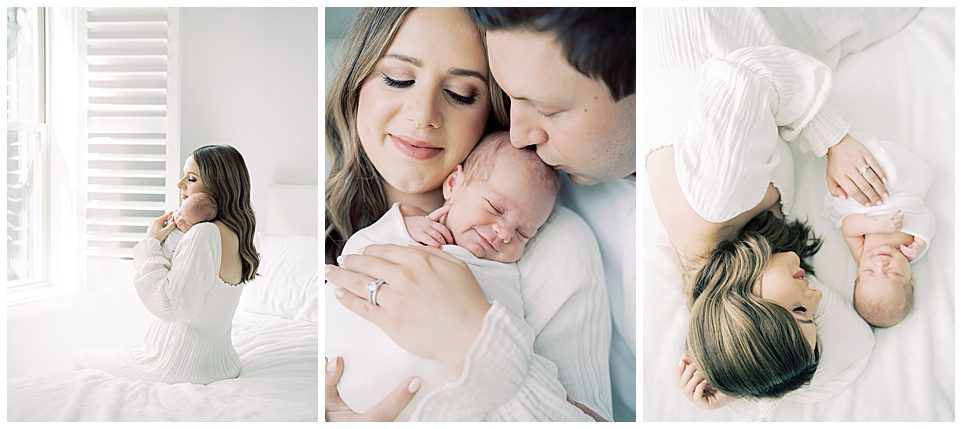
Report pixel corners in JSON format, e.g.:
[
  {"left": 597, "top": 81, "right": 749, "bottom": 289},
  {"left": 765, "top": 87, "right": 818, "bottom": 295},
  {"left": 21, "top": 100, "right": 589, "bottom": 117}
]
[
  {"left": 404, "top": 216, "right": 453, "bottom": 248},
  {"left": 327, "top": 244, "right": 491, "bottom": 379},
  {"left": 827, "top": 134, "right": 889, "bottom": 207},
  {"left": 324, "top": 356, "right": 419, "bottom": 421},
  {"left": 677, "top": 354, "right": 733, "bottom": 411},
  {"left": 147, "top": 211, "right": 177, "bottom": 242},
  {"left": 899, "top": 238, "right": 926, "bottom": 261}
]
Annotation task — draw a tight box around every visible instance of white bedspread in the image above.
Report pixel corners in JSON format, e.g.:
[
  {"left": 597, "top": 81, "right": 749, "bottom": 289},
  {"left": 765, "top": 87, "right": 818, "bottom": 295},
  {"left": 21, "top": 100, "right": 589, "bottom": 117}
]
[
  {"left": 7, "top": 311, "right": 318, "bottom": 421},
  {"left": 643, "top": 8, "right": 954, "bottom": 421}
]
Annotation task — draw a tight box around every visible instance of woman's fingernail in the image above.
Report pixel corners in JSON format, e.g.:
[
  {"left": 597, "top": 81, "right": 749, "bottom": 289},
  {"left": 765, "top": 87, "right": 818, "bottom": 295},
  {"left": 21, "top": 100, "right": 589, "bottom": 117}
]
[
  {"left": 407, "top": 377, "right": 422, "bottom": 393},
  {"left": 883, "top": 193, "right": 889, "bottom": 199},
  {"left": 335, "top": 288, "right": 345, "bottom": 298},
  {"left": 336, "top": 255, "right": 346, "bottom": 265},
  {"left": 327, "top": 358, "right": 337, "bottom": 372},
  {"left": 678, "top": 358, "right": 685, "bottom": 367},
  {"left": 883, "top": 178, "right": 888, "bottom": 184}
]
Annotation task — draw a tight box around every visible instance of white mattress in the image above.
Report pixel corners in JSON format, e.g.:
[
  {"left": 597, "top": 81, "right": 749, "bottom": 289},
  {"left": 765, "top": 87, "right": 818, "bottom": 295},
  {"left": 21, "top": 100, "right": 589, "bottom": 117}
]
[
  {"left": 7, "top": 311, "right": 318, "bottom": 421},
  {"left": 643, "top": 8, "right": 954, "bottom": 421}
]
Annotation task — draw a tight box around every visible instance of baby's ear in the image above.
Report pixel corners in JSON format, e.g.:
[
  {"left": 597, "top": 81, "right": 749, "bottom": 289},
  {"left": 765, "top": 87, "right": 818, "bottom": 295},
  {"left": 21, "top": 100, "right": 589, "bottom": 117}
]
[{"left": 442, "top": 165, "right": 464, "bottom": 200}]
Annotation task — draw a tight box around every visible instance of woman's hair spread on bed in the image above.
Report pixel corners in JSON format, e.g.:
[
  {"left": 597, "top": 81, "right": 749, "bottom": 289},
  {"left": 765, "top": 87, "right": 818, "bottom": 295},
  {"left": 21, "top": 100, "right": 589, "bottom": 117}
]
[
  {"left": 324, "top": 7, "right": 511, "bottom": 264},
  {"left": 190, "top": 145, "right": 260, "bottom": 283},
  {"left": 687, "top": 212, "right": 822, "bottom": 398},
  {"left": 468, "top": 7, "right": 635, "bottom": 101}
]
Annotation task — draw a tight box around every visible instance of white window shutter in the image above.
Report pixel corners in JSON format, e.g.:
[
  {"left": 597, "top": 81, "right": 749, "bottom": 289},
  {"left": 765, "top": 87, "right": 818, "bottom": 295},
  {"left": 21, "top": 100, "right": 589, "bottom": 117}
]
[{"left": 85, "top": 7, "right": 179, "bottom": 259}]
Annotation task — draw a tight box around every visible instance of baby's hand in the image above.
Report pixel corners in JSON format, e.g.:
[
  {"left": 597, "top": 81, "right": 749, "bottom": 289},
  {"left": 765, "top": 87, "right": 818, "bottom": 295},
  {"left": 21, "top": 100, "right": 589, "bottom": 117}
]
[
  {"left": 404, "top": 216, "right": 454, "bottom": 248},
  {"left": 899, "top": 238, "right": 927, "bottom": 261},
  {"left": 875, "top": 210, "right": 904, "bottom": 233}
]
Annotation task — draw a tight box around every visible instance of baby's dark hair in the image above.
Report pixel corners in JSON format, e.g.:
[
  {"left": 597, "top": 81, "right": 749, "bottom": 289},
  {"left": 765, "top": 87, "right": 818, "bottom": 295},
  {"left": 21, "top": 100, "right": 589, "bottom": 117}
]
[
  {"left": 185, "top": 192, "right": 219, "bottom": 222},
  {"left": 461, "top": 132, "right": 560, "bottom": 196}
]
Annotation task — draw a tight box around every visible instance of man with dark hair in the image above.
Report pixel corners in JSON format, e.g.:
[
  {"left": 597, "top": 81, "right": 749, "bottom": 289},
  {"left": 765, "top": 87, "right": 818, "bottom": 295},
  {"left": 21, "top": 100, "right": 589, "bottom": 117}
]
[{"left": 469, "top": 7, "right": 637, "bottom": 422}]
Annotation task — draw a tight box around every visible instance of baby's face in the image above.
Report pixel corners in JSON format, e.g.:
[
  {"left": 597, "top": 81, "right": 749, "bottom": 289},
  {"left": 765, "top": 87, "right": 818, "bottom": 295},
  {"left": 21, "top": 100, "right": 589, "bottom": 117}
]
[
  {"left": 443, "top": 164, "right": 555, "bottom": 263},
  {"left": 858, "top": 244, "right": 913, "bottom": 285}
]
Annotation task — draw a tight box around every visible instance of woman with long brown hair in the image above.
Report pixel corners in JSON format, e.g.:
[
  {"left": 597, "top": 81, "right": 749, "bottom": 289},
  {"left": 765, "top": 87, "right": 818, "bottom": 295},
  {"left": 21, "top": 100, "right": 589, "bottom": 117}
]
[
  {"left": 324, "top": 7, "right": 613, "bottom": 421},
  {"left": 78, "top": 144, "right": 259, "bottom": 385},
  {"left": 645, "top": 8, "right": 882, "bottom": 412}
]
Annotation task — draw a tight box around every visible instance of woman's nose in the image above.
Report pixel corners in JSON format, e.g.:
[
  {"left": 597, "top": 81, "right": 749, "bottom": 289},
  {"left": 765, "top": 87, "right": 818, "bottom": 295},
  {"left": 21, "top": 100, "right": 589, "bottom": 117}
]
[{"left": 407, "top": 87, "right": 442, "bottom": 129}]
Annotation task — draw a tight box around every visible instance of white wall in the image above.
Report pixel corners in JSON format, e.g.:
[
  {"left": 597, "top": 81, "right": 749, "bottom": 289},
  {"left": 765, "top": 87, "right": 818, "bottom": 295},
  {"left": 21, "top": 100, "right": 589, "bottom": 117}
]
[{"left": 179, "top": 8, "right": 318, "bottom": 219}]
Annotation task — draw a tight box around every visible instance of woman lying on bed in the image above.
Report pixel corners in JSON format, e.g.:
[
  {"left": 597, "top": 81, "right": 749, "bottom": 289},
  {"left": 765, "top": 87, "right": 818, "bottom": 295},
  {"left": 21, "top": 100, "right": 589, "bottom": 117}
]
[
  {"left": 324, "top": 7, "right": 611, "bottom": 421},
  {"left": 77, "top": 145, "right": 259, "bottom": 384},
  {"left": 645, "top": 8, "right": 887, "bottom": 410}
]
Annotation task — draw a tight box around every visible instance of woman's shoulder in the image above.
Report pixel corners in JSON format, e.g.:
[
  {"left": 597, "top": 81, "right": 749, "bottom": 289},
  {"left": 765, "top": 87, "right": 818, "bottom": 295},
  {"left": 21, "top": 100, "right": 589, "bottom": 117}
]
[{"left": 181, "top": 222, "right": 235, "bottom": 250}]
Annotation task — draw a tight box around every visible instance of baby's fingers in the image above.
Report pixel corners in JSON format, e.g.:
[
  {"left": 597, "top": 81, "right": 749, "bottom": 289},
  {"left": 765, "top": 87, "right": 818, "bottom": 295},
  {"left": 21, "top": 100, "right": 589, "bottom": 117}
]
[{"left": 431, "top": 222, "right": 454, "bottom": 245}]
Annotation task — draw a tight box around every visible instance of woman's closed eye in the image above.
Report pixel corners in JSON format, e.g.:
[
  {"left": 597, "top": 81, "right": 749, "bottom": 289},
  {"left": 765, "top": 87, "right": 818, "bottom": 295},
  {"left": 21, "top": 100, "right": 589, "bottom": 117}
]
[
  {"left": 382, "top": 73, "right": 414, "bottom": 89},
  {"left": 382, "top": 73, "right": 477, "bottom": 105}
]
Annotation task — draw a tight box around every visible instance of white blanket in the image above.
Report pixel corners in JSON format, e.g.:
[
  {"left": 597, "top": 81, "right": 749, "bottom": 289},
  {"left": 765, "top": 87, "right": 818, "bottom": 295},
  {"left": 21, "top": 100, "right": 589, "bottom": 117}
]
[
  {"left": 643, "top": 7, "right": 954, "bottom": 421},
  {"left": 7, "top": 311, "right": 318, "bottom": 421}
]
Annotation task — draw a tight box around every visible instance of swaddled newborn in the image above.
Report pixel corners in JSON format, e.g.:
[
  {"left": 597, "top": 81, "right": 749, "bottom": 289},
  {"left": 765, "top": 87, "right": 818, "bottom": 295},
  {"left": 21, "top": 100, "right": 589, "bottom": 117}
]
[
  {"left": 326, "top": 132, "right": 560, "bottom": 420},
  {"left": 162, "top": 192, "right": 218, "bottom": 258},
  {"left": 824, "top": 132, "right": 935, "bottom": 327}
]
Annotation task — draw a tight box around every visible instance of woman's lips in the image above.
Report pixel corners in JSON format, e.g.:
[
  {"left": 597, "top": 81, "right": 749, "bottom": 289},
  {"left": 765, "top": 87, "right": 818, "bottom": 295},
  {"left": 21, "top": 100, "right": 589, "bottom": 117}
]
[{"left": 390, "top": 134, "right": 443, "bottom": 160}]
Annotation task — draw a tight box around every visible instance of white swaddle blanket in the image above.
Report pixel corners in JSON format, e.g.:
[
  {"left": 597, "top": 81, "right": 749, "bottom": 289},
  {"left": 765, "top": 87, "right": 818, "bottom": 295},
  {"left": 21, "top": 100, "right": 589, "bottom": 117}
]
[
  {"left": 325, "top": 203, "right": 524, "bottom": 420},
  {"left": 823, "top": 131, "right": 935, "bottom": 262}
]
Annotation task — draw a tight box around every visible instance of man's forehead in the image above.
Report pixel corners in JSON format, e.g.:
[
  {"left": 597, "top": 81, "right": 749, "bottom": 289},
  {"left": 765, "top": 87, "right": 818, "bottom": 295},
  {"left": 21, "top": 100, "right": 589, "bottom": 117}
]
[{"left": 486, "top": 29, "right": 576, "bottom": 103}]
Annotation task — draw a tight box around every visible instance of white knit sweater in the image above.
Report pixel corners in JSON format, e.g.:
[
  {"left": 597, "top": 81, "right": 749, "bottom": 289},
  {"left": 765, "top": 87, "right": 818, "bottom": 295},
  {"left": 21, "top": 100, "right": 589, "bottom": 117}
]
[{"left": 79, "top": 223, "right": 243, "bottom": 385}]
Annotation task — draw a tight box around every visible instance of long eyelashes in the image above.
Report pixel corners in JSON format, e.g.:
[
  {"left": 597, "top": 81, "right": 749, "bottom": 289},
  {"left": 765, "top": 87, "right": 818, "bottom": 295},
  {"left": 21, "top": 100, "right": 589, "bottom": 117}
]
[{"left": 381, "top": 73, "right": 477, "bottom": 105}]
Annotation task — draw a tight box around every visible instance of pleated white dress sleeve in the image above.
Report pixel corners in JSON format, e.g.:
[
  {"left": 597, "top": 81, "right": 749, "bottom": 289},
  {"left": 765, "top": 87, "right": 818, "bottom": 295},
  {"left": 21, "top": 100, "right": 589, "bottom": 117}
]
[
  {"left": 676, "top": 45, "right": 851, "bottom": 222},
  {"left": 410, "top": 206, "right": 611, "bottom": 421}
]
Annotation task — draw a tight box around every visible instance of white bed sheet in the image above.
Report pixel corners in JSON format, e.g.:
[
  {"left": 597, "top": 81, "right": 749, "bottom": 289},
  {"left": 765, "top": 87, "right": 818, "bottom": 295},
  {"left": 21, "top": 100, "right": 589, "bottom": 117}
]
[
  {"left": 643, "top": 8, "right": 954, "bottom": 421},
  {"left": 7, "top": 311, "right": 318, "bottom": 421}
]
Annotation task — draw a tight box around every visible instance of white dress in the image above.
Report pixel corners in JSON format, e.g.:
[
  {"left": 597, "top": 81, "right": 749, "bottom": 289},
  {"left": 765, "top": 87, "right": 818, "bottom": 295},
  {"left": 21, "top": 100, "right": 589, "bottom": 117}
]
[
  {"left": 326, "top": 203, "right": 525, "bottom": 421},
  {"left": 823, "top": 132, "right": 936, "bottom": 261},
  {"left": 77, "top": 223, "right": 244, "bottom": 385}
]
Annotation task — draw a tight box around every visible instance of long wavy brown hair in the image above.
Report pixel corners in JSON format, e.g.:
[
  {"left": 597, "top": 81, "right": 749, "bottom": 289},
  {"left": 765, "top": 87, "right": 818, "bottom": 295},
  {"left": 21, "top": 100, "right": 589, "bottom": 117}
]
[
  {"left": 325, "top": 7, "right": 510, "bottom": 264},
  {"left": 190, "top": 145, "right": 260, "bottom": 283},
  {"left": 687, "top": 211, "right": 823, "bottom": 398}
]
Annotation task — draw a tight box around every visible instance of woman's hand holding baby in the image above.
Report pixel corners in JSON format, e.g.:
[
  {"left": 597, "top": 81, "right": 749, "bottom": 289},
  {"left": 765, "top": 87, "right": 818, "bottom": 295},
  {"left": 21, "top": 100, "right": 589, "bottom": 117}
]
[
  {"left": 677, "top": 354, "right": 733, "bottom": 410},
  {"left": 827, "top": 134, "right": 889, "bottom": 206},
  {"left": 147, "top": 211, "right": 177, "bottom": 242},
  {"left": 328, "top": 244, "right": 491, "bottom": 380}
]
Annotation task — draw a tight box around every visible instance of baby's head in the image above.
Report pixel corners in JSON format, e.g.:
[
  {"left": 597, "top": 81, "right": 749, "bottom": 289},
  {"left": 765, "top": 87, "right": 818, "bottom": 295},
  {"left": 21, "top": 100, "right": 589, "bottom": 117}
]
[
  {"left": 441, "top": 132, "right": 560, "bottom": 263},
  {"left": 173, "top": 192, "right": 218, "bottom": 232},
  {"left": 853, "top": 244, "right": 915, "bottom": 327}
]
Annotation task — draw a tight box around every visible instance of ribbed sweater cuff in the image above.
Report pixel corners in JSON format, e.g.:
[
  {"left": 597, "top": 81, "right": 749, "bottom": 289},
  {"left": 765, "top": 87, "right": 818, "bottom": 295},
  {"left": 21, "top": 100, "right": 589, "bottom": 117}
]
[{"left": 800, "top": 103, "right": 851, "bottom": 157}]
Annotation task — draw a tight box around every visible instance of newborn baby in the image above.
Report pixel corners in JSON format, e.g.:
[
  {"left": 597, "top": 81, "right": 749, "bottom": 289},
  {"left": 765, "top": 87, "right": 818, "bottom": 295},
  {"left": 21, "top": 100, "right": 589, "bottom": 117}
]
[
  {"left": 824, "top": 132, "right": 935, "bottom": 328},
  {"left": 162, "top": 192, "right": 218, "bottom": 258},
  {"left": 325, "top": 132, "right": 559, "bottom": 420}
]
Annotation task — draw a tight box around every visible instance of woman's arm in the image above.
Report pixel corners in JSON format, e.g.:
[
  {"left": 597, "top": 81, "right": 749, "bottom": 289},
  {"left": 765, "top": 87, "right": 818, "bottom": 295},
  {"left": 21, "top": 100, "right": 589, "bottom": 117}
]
[{"left": 132, "top": 221, "right": 221, "bottom": 321}]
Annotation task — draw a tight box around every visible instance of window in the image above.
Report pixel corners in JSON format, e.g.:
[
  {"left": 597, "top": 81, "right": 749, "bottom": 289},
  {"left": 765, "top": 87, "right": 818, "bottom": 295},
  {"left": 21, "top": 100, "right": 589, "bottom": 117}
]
[{"left": 7, "top": 7, "right": 48, "bottom": 288}]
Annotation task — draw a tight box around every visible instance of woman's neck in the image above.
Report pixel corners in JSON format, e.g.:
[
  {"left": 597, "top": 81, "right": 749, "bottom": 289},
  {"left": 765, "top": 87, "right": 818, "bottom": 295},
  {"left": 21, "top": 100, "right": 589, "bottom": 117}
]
[{"left": 385, "top": 184, "right": 445, "bottom": 214}]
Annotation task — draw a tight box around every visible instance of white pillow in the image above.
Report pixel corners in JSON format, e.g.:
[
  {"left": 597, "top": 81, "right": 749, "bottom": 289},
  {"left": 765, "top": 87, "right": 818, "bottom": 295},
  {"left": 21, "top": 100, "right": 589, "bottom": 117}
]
[{"left": 239, "top": 233, "right": 318, "bottom": 322}]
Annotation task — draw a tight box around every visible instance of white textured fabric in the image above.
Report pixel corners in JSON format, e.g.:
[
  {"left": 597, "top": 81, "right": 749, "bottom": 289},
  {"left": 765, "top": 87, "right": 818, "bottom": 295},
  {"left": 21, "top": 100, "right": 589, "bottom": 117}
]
[
  {"left": 326, "top": 203, "right": 524, "bottom": 420},
  {"left": 161, "top": 228, "right": 184, "bottom": 259},
  {"left": 8, "top": 312, "right": 317, "bottom": 421},
  {"left": 77, "top": 223, "right": 243, "bottom": 385},
  {"left": 239, "top": 233, "right": 319, "bottom": 322},
  {"left": 823, "top": 132, "right": 936, "bottom": 261},
  {"left": 645, "top": 8, "right": 851, "bottom": 223},
  {"left": 557, "top": 174, "right": 636, "bottom": 421},
  {"left": 409, "top": 205, "right": 612, "bottom": 421}
]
